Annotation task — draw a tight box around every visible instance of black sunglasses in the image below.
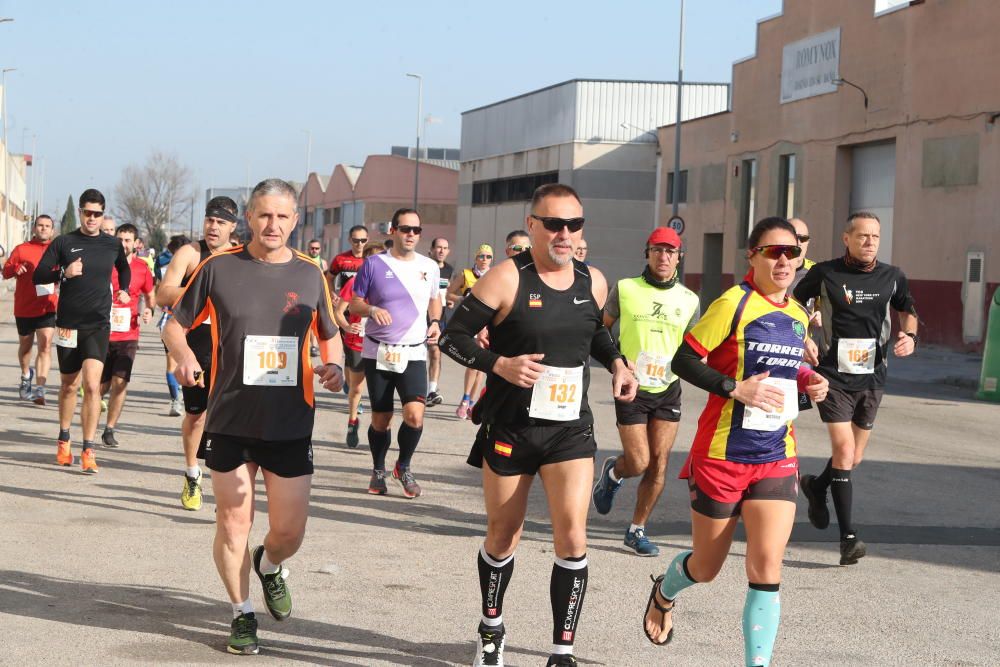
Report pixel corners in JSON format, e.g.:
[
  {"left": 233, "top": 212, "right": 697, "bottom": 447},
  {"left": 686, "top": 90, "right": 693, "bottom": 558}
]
[
  {"left": 395, "top": 225, "right": 422, "bottom": 235},
  {"left": 350, "top": 237, "right": 368, "bottom": 244},
  {"left": 796, "top": 234, "right": 811, "bottom": 243},
  {"left": 308, "top": 246, "right": 321, "bottom": 251},
  {"left": 80, "top": 209, "right": 104, "bottom": 218},
  {"left": 753, "top": 244, "right": 802, "bottom": 260},
  {"left": 530, "top": 214, "right": 585, "bottom": 233}
]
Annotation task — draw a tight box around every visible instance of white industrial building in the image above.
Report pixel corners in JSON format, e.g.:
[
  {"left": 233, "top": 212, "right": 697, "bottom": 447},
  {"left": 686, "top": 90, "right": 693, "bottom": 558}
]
[{"left": 455, "top": 79, "right": 729, "bottom": 281}]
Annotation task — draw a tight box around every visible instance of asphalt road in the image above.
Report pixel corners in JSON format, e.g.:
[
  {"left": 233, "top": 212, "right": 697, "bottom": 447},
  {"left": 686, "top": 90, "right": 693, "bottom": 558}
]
[{"left": 0, "top": 316, "right": 997, "bottom": 666}]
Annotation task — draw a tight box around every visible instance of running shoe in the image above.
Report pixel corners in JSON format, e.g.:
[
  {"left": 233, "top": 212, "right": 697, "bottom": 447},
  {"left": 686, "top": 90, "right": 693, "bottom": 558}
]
[
  {"left": 18, "top": 369, "right": 33, "bottom": 400},
  {"left": 227, "top": 612, "right": 260, "bottom": 655},
  {"left": 168, "top": 398, "right": 183, "bottom": 417},
  {"left": 345, "top": 421, "right": 360, "bottom": 449},
  {"left": 101, "top": 428, "right": 119, "bottom": 449},
  {"left": 839, "top": 534, "right": 867, "bottom": 566},
  {"left": 473, "top": 622, "right": 506, "bottom": 667},
  {"left": 80, "top": 448, "right": 99, "bottom": 474},
  {"left": 392, "top": 464, "right": 422, "bottom": 498},
  {"left": 56, "top": 439, "right": 73, "bottom": 466},
  {"left": 426, "top": 390, "right": 443, "bottom": 407},
  {"left": 100, "top": 399, "right": 108, "bottom": 413},
  {"left": 368, "top": 469, "right": 388, "bottom": 495},
  {"left": 252, "top": 545, "right": 292, "bottom": 621},
  {"left": 357, "top": 402, "right": 364, "bottom": 415},
  {"left": 310, "top": 345, "right": 320, "bottom": 358},
  {"left": 181, "top": 473, "right": 203, "bottom": 511},
  {"left": 799, "top": 474, "right": 831, "bottom": 530},
  {"left": 32, "top": 385, "right": 46, "bottom": 406},
  {"left": 456, "top": 399, "right": 471, "bottom": 420},
  {"left": 624, "top": 526, "right": 660, "bottom": 557},
  {"left": 592, "top": 456, "right": 623, "bottom": 515},
  {"left": 545, "top": 654, "right": 578, "bottom": 666}
]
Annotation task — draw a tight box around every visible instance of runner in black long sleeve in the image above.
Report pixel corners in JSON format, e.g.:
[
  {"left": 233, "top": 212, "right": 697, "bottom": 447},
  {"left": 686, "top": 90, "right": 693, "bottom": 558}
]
[{"left": 33, "top": 188, "right": 131, "bottom": 473}]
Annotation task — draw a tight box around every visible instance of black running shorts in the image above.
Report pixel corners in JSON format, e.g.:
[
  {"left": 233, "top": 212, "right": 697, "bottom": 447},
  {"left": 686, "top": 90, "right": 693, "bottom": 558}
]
[
  {"left": 344, "top": 348, "right": 364, "bottom": 372},
  {"left": 614, "top": 381, "right": 682, "bottom": 426},
  {"left": 101, "top": 340, "right": 139, "bottom": 383},
  {"left": 468, "top": 422, "right": 597, "bottom": 476},
  {"left": 15, "top": 313, "right": 56, "bottom": 337},
  {"left": 57, "top": 326, "right": 110, "bottom": 376},
  {"left": 816, "top": 385, "right": 884, "bottom": 430},
  {"left": 203, "top": 433, "right": 313, "bottom": 478},
  {"left": 181, "top": 362, "right": 212, "bottom": 415},
  {"left": 363, "top": 358, "right": 427, "bottom": 413}
]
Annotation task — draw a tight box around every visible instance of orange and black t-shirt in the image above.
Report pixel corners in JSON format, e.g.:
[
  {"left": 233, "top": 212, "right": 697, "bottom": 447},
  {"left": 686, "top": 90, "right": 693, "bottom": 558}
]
[{"left": 172, "top": 246, "right": 339, "bottom": 441}]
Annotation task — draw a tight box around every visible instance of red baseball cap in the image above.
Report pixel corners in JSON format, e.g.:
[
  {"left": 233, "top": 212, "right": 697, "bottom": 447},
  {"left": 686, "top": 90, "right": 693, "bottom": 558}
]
[{"left": 647, "top": 227, "right": 681, "bottom": 248}]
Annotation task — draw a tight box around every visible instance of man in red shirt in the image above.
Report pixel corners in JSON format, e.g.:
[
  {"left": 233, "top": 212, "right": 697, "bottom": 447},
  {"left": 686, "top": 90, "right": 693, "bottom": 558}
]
[
  {"left": 328, "top": 225, "right": 368, "bottom": 292},
  {"left": 2, "top": 215, "right": 60, "bottom": 404},
  {"left": 99, "top": 223, "right": 154, "bottom": 448}
]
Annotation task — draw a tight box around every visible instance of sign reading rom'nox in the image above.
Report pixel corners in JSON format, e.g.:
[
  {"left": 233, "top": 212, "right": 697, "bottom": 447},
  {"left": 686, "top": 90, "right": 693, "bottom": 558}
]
[{"left": 780, "top": 27, "right": 841, "bottom": 104}]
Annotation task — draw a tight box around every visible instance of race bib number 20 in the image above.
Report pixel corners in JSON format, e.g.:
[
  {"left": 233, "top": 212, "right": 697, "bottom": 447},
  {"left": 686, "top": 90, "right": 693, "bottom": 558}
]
[{"left": 243, "top": 335, "right": 299, "bottom": 386}]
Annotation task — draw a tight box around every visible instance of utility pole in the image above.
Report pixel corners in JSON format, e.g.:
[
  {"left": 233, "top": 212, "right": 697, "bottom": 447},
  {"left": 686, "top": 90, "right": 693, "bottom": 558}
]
[
  {"left": 2, "top": 67, "right": 17, "bottom": 252},
  {"left": 671, "top": 0, "right": 685, "bottom": 219},
  {"left": 406, "top": 73, "right": 422, "bottom": 209}
]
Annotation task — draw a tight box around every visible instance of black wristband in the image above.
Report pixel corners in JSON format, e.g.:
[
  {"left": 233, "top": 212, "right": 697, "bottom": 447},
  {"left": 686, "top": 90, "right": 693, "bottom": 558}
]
[
  {"left": 904, "top": 331, "right": 918, "bottom": 344},
  {"left": 429, "top": 319, "right": 442, "bottom": 326}
]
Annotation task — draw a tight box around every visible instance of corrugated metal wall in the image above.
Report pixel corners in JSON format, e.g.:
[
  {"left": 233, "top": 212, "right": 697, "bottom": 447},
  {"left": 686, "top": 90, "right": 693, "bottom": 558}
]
[{"left": 460, "top": 80, "right": 729, "bottom": 161}]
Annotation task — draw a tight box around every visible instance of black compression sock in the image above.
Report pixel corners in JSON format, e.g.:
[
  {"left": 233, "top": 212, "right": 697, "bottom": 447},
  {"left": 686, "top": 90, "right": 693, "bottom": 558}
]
[
  {"left": 814, "top": 457, "right": 834, "bottom": 490},
  {"left": 830, "top": 468, "right": 854, "bottom": 537},
  {"left": 477, "top": 545, "right": 514, "bottom": 623},
  {"left": 368, "top": 426, "right": 391, "bottom": 470},
  {"left": 58, "top": 428, "right": 70, "bottom": 442},
  {"left": 396, "top": 422, "right": 423, "bottom": 469},
  {"left": 550, "top": 554, "right": 588, "bottom": 648}
]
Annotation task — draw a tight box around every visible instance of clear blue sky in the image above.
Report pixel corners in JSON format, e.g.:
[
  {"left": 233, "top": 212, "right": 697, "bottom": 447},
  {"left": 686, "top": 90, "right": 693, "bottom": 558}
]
[{"left": 0, "top": 0, "right": 780, "bottom": 223}]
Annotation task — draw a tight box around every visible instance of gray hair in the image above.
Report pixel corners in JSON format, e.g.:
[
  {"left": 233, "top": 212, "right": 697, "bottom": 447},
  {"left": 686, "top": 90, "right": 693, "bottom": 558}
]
[
  {"left": 248, "top": 178, "right": 298, "bottom": 212},
  {"left": 845, "top": 211, "right": 880, "bottom": 233}
]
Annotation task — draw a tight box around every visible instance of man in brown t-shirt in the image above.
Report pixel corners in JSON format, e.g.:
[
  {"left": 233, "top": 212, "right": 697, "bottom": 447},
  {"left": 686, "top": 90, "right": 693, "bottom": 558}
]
[{"left": 163, "top": 179, "right": 344, "bottom": 656}]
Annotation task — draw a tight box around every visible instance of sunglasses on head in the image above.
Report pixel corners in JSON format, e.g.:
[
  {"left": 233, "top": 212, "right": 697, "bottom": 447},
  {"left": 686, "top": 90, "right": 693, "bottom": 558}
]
[
  {"left": 80, "top": 209, "right": 104, "bottom": 218},
  {"left": 796, "top": 234, "right": 811, "bottom": 243},
  {"left": 350, "top": 237, "right": 368, "bottom": 244},
  {"left": 530, "top": 214, "right": 585, "bottom": 233},
  {"left": 394, "top": 225, "right": 421, "bottom": 235},
  {"left": 753, "top": 244, "right": 802, "bottom": 260}
]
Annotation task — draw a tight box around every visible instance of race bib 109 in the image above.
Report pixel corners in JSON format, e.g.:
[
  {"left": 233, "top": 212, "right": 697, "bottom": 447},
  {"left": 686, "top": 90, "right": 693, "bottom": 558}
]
[{"left": 243, "top": 335, "right": 299, "bottom": 386}]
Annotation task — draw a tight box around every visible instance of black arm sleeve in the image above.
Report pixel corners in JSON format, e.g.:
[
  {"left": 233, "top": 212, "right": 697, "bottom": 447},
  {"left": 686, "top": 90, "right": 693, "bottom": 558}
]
[
  {"left": 671, "top": 340, "right": 734, "bottom": 398},
  {"left": 439, "top": 294, "right": 500, "bottom": 373},
  {"left": 792, "top": 264, "right": 821, "bottom": 304},
  {"left": 33, "top": 238, "right": 61, "bottom": 284},
  {"left": 114, "top": 243, "right": 131, "bottom": 291},
  {"left": 590, "top": 322, "right": 622, "bottom": 372}
]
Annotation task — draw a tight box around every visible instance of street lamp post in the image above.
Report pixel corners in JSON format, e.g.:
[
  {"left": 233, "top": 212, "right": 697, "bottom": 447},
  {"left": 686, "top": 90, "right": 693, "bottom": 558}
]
[
  {"left": 671, "top": 0, "right": 685, "bottom": 219},
  {"left": 2, "top": 67, "right": 17, "bottom": 252},
  {"left": 301, "top": 129, "right": 311, "bottom": 250},
  {"left": 406, "top": 73, "right": 422, "bottom": 210}
]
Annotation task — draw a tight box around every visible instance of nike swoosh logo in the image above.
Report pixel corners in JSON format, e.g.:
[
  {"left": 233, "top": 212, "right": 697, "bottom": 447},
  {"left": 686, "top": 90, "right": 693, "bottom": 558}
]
[
  {"left": 70, "top": 248, "right": 82, "bottom": 252},
  {"left": 573, "top": 297, "right": 590, "bottom": 304}
]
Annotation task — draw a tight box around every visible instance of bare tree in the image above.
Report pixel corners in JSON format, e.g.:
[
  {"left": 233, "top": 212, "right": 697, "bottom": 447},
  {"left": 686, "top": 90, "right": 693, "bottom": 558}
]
[{"left": 114, "top": 150, "right": 196, "bottom": 250}]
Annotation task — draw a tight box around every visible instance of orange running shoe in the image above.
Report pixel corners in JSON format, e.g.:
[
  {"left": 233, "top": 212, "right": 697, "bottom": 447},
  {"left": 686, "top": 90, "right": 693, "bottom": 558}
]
[
  {"left": 80, "top": 448, "right": 98, "bottom": 474},
  {"left": 56, "top": 439, "right": 73, "bottom": 466}
]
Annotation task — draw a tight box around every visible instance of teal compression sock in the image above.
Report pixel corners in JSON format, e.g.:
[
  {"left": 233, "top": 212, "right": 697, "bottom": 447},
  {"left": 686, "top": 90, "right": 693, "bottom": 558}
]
[
  {"left": 658, "top": 550, "right": 696, "bottom": 600},
  {"left": 743, "top": 583, "right": 781, "bottom": 667}
]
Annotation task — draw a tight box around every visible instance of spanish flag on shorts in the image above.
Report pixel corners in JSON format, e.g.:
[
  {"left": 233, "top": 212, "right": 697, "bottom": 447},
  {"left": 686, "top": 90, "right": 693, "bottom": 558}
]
[{"left": 494, "top": 441, "right": 513, "bottom": 457}]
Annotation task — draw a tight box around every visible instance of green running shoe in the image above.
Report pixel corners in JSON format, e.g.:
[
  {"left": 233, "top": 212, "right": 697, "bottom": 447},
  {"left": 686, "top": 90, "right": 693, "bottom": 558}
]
[
  {"left": 227, "top": 612, "right": 259, "bottom": 655},
  {"left": 252, "top": 545, "right": 291, "bottom": 621}
]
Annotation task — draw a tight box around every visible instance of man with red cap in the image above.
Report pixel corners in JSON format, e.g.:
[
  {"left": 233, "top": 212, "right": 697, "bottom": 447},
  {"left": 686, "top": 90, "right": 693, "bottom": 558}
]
[{"left": 594, "top": 226, "right": 701, "bottom": 556}]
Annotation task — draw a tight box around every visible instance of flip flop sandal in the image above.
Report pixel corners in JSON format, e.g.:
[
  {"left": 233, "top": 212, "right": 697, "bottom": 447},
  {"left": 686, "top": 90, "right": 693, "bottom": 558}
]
[{"left": 644, "top": 574, "right": 675, "bottom": 646}]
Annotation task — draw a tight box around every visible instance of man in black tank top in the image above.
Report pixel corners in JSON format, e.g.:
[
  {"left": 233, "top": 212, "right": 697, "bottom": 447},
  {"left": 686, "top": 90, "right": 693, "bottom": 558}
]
[
  {"left": 157, "top": 197, "right": 239, "bottom": 511},
  {"left": 440, "top": 183, "right": 636, "bottom": 667}
]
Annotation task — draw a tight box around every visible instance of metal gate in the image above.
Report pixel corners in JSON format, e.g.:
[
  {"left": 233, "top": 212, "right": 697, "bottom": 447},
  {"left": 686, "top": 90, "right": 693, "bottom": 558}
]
[{"left": 850, "top": 141, "right": 896, "bottom": 263}]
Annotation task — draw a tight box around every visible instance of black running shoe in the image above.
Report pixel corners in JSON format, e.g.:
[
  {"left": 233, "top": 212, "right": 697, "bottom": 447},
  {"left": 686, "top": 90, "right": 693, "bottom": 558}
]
[
  {"left": 227, "top": 612, "right": 259, "bottom": 655},
  {"left": 426, "top": 390, "right": 443, "bottom": 407},
  {"left": 346, "top": 421, "right": 360, "bottom": 449},
  {"left": 545, "top": 654, "right": 578, "bottom": 666},
  {"left": 101, "top": 428, "right": 119, "bottom": 449},
  {"left": 473, "top": 622, "right": 505, "bottom": 666},
  {"left": 839, "top": 534, "right": 867, "bottom": 565},
  {"left": 799, "top": 474, "right": 830, "bottom": 530}
]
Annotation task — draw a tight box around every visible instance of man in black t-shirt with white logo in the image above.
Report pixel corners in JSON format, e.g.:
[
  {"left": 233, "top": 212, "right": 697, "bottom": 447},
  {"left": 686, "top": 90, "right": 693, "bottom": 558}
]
[
  {"left": 794, "top": 211, "right": 918, "bottom": 566},
  {"left": 426, "top": 236, "right": 454, "bottom": 406}
]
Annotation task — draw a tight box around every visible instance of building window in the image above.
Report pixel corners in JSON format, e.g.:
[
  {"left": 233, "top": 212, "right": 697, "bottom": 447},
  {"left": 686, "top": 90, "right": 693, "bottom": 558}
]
[
  {"left": 739, "top": 158, "right": 757, "bottom": 246},
  {"left": 778, "top": 154, "right": 796, "bottom": 218},
  {"left": 471, "top": 171, "right": 559, "bottom": 206},
  {"left": 666, "top": 170, "right": 688, "bottom": 204}
]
